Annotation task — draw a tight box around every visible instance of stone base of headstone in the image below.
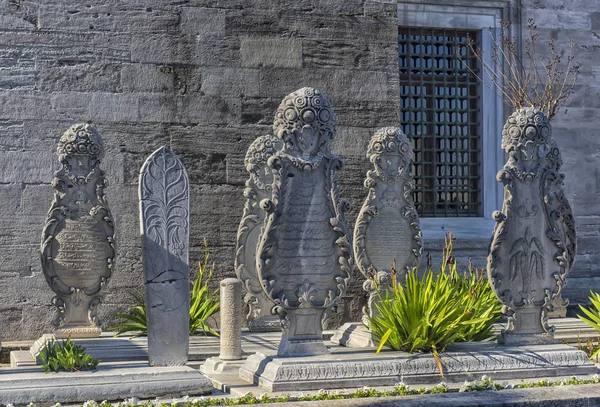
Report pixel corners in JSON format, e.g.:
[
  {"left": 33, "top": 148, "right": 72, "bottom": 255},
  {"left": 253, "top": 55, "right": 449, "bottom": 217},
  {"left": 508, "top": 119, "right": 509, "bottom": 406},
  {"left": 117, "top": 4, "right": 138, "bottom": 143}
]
[
  {"left": 0, "top": 363, "right": 212, "bottom": 404},
  {"left": 239, "top": 343, "right": 596, "bottom": 392},
  {"left": 200, "top": 357, "right": 245, "bottom": 375},
  {"left": 55, "top": 326, "right": 102, "bottom": 339},
  {"left": 330, "top": 322, "right": 376, "bottom": 348},
  {"left": 249, "top": 317, "right": 281, "bottom": 332},
  {"left": 548, "top": 307, "right": 568, "bottom": 319},
  {"left": 499, "top": 331, "right": 556, "bottom": 346}
]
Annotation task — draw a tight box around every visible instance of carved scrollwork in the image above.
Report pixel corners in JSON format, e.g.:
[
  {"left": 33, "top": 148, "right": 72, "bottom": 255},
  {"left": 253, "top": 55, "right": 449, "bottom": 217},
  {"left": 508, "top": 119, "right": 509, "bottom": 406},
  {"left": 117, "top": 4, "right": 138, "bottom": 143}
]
[
  {"left": 41, "top": 124, "right": 115, "bottom": 332},
  {"left": 353, "top": 128, "right": 422, "bottom": 319},
  {"left": 487, "top": 108, "right": 574, "bottom": 342},
  {"left": 256, "top": 87, "right": 352, "bottom": 323},
  {"left": 235, "top": 135, "right": 283, "bottom": 330}
]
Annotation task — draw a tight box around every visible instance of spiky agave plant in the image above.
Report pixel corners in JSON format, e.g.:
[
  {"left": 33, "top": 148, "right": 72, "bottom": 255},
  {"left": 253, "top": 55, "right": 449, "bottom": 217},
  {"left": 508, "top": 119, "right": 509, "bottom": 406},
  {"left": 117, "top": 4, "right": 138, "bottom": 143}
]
[{"left": 369, "top": 233, "right": 502, "bottom": 377}]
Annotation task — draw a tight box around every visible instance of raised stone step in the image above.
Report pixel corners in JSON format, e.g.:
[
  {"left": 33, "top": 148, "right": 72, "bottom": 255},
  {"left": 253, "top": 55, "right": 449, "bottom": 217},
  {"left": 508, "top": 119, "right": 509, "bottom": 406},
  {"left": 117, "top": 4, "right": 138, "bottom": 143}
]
[
  {"left": 239, "top": 342, "right": 597, "bottom": 392},
  {"left": 0, "top": 363, "right": 212, "bottom": 404}
]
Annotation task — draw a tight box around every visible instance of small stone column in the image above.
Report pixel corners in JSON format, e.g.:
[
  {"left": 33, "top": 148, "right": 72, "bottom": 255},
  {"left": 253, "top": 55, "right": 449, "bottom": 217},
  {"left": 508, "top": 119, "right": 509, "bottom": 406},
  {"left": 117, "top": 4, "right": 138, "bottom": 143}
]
[
  {"left": 219, "top": 278, "right": 243, "bottom": 360},
  {"left": 200, "top": 278, "right": 244, "bottom": 375}
]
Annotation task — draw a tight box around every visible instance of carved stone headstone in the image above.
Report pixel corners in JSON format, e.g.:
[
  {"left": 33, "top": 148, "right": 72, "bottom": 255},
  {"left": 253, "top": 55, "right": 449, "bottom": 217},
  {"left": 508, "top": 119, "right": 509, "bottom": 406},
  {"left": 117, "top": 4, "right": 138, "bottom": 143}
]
[
  {"left": 235, "top": 135, "right": 282, "bottom": 331},
  {"left": 354, "top": 127, "right": 422, "bottom": 322},
  {"left": 41, "top": 124, "right": 116, "bottom": 338},
  {"left": 139, "top": 146, "right": 190, "bottom": 366},
  {"left": 487, "top": 108, "right": 576, "bottom": 345},
  {"left": 256, "top": 87, "right": 353, "bottom": 357}
]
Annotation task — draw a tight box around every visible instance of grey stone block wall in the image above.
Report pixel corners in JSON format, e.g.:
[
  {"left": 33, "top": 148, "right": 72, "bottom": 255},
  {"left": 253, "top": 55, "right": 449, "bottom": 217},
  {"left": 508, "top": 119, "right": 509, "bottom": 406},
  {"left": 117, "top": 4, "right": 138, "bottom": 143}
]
[
  {"left": 0, "top": 0, "right": 399, "bottom": 340},
  {"left": 0, "top": 0, "right": 598, "bottom": 340}
]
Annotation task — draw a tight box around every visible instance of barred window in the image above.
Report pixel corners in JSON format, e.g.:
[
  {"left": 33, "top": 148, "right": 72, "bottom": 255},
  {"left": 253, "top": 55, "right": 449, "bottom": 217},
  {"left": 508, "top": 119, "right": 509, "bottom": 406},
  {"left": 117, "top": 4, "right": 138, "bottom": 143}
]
[{"left": 398, "top": 27, "right": 481, "bottom": 217}]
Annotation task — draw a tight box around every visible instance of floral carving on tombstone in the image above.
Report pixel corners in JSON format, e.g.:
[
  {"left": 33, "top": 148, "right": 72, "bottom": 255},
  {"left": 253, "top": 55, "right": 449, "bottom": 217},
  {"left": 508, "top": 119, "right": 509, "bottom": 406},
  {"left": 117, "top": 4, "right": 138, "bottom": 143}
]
[
  {"left": 256, "top": 87, "right": 353, "bottom": 356},
  {"left": 354, "top": 127, "right": 422, "bottom": 324},
  {"left": 139, "top": 146, "right": 190, "bottom": 366},
  {"left": 487, "top": 107, "right": 576, "bottom": 345},
  {"left": 41, "top": 124, "right": 116, "bottom": 338},
  {"left": 235, "top": 135, "right": 283, "bottom": 331}
]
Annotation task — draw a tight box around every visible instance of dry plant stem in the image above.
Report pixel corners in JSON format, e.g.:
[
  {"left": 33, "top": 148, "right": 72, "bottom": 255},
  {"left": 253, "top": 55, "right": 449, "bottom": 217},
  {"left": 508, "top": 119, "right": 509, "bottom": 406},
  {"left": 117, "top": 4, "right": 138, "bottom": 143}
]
[{"left": 459, "top": 19, "right": 579, "bottom": 119}]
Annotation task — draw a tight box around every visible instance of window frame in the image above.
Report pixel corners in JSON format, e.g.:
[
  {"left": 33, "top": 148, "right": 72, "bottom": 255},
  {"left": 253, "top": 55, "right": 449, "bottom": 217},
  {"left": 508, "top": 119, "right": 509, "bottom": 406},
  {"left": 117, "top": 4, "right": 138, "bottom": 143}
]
[{"left": 397, "top": 1, "right": 508, "bottom": 239}]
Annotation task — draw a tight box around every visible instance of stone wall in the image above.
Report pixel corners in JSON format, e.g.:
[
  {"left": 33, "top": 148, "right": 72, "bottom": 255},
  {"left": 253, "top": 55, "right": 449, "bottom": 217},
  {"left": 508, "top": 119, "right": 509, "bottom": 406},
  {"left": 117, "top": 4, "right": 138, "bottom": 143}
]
[
  {"left": 0, "top": 0, "right": 399, "bottom": 340},
  {"left": 0, "top": 0, "right": 598, "bottom": 340}
]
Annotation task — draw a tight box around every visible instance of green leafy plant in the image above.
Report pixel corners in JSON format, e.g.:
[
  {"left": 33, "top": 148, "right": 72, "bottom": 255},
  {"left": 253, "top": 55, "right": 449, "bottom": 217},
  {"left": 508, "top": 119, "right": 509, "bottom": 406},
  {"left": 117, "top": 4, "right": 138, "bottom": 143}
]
[
  {"left": 577, "top": 291, "right": 600, "bottom": 360},
  {"left": 110, "top": 290, "right": 148, "bottom": 337},
  {"left": 110, "top": 240, "right": 220, "bottom": 337},
  {"left": 369, "top": 233, "right": 503, "bottom": 376},
  {"left": 40, "top": 337, "right": 99, "bottom": 373},
  {"left": 189, "top": 240, "right": 220, "bottom": 336}
]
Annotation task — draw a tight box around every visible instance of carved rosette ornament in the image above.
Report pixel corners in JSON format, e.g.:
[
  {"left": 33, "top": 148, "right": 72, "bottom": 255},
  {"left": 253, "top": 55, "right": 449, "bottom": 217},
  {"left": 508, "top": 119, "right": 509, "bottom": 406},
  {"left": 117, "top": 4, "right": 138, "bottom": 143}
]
[
  {"left": 354, "top": 127, "right": 422, "bottom": 323},
  {"left": 235, "top": 135, "right": 283, "bottom": 332},
  {"left": 487, "top": 108, "right": 576, "bottom": 345},
  {"left": 256, "top": 87, "right": 353, "bottom": 356},
  {"left": 41, "top": 124, "right": 116, "bottom": 338}
]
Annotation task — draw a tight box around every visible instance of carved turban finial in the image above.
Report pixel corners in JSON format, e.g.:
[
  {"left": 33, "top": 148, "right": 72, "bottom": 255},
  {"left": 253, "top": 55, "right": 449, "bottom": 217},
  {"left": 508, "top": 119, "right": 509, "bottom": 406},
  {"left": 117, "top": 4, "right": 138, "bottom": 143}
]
[{"left": 57, "top": 123, "right": 104, "bottom": 162}]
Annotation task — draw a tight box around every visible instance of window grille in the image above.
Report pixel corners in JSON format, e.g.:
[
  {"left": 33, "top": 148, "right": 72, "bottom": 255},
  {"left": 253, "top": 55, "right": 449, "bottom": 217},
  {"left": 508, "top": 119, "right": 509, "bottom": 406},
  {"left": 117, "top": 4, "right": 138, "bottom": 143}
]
[{"left": 398, "top": 27, "right": 481, "bottom": 217}]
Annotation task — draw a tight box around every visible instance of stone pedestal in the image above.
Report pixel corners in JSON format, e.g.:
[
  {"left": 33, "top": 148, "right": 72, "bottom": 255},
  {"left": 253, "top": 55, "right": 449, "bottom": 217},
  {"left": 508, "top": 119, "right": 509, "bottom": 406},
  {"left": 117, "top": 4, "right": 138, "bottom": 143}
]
[
  {"left": 139, "top": 146, "right": 190, "bottom": 366},
  {"left": 235, "top": 135, "right": 282, "bottom": 332},
  {"left": 254, "top": 87, "right": 352, "bottom": 357},
  {"left": 487, "top": 108, "right": 576, "bottom": 345},
  {"left": 239, "top": 343, "right": 596, "bottom": 392},
  {"left": 40, "top": 124, "right": 116, "bottom": 338},
  {"left": 330, "top": 322, "right": 375, "bottom": 348}
]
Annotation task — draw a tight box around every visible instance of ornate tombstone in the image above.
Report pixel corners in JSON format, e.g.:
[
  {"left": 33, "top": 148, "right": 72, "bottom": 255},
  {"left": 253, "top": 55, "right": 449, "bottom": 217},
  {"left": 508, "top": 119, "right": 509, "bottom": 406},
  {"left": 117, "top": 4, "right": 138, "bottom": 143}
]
[
  {"left": 256, "top": 87, "right": 353, "bottom": 357},
  {"left": 41, "top": 124, "right": 116, "bottom": 338},
  {"left": 487, "top": 108, "right": 576, "bottom": 345},
  {"left": 235, "top": 135, "right": 283, "bottom": 331},
  {"left": 139, "top": 146, "right": 190, "bottom": 366},
  {"left": 354, "top": 127, "right": 422, "bottom": 323}
]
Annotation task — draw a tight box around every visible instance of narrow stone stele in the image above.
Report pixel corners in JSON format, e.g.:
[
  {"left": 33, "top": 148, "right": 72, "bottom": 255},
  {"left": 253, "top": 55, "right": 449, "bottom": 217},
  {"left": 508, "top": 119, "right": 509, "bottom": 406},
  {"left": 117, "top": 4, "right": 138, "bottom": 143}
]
[
  {"left": 140, "top": 146, "right": 190, "bottom": 366},
  {"left": 243, "top": 87, "right": 353, "bottom": 361},
  {"left": 487, "top": 108, "right": 577, "bottom": 345},
  {"left": 332, "top": 127, "right": 422, "bottom": 348},
  {"left": 235, "top": 135, "right": 282, "bottom": 332},
  {"left": 40, "top": 123, "right": 116, "bottom": 339},
  {"left": 200, "top": 278, "right": 244, "bottom": 375}
]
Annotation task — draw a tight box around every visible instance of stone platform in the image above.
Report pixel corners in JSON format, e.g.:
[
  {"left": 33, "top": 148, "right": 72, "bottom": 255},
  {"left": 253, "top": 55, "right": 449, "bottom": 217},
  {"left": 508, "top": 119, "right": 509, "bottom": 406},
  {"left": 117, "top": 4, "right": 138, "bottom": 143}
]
[
  {"left": 11, "top": 330, "right": 291, "bottom": 367},
  {"left": 238, "top": 342, "right": 596, "bottom": 391},
  {"left": 0, "top": 362, "right": 212, "bottom": 404},
  {"left": 332, "top": 317, "right": 600, "bottom": 348}
]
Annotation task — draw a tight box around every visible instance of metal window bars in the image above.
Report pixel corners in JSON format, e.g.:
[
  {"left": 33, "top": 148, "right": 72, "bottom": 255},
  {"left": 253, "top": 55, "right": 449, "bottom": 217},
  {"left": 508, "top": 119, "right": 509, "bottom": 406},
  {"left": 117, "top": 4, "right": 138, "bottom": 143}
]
[{"left": 398, "top": 27, "right": 481, "bottom": 217}]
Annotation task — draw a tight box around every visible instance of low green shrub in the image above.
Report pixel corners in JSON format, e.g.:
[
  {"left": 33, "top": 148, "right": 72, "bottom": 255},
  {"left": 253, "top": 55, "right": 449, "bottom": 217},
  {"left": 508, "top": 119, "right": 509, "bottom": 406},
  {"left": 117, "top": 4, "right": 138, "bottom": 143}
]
[
  {"left": 110, "top": 240, "right": 220, "bottom": 337},
  {"left": 369, "top": 233, "right": 503, "bottom": 375},
  {"left": 40, "top": 337, "right": 99, "bottom": 373}
]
